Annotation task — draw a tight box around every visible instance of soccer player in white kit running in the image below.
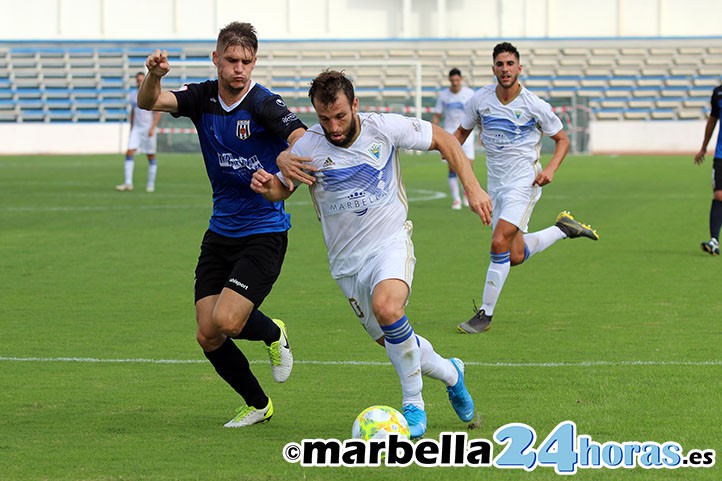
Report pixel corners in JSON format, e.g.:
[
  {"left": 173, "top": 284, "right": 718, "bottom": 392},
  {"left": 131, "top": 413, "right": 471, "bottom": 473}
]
[
  {"left": 432, "top": 68, "right": 476, "bottom": 210},
  {"left": 116, "top": 72, "right": 162, "bottom": 193},
  {"left": 454, "top": 42, "right": 599, "bottom": 335},
  {"left": 251, "top": 70, "right": 492, "bottom": 438}
]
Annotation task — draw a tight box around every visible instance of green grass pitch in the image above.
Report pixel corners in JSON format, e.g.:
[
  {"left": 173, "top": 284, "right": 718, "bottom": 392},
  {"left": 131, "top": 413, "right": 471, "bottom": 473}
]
[{"left": 0, "top": 151, "right": 720, "bottom": 480}]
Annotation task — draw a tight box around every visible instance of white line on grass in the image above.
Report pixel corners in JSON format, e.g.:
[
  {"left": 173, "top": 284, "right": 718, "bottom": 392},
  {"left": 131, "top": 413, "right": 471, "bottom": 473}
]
[
  {"left": 0, "top": 189, "right": 447, "bottom": 213},
  {"left": 1, "top": 357, "right": 720, "bottom": 367}
]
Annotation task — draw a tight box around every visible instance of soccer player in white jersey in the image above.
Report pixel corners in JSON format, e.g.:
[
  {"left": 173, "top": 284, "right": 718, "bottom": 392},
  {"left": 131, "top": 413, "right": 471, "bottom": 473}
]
[
  {"left": 432, "top": 68, "right": 476, "bottom": 210},
  {"left": 251, "top": 70, "right": 492, "bottom": 438},
  {"left": 454, "top": 42, "right": 599, "bottom": 335},
  {"left": 116, "top": 72, "right": 162, "bottom": 193}
]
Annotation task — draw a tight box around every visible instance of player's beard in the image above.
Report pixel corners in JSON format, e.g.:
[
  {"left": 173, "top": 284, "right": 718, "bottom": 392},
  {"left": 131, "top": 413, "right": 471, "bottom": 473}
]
[{"left": 323, "top": 117, "right": 358, "bottom": 148}]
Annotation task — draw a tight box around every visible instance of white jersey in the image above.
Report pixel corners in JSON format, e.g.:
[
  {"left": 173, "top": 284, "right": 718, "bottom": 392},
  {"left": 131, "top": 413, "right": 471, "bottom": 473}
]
[
  {"left": 286, "top": 112, "right": 432, "bottom": 278},
  {"left": 460, "top": 84, "right": 562, "bottom": 187},
  {"left": 128, "top": 89, "right": 156, "bottom": 132},
  {"left": 434, "top": 86, "right": 475, "bottom": 134}
]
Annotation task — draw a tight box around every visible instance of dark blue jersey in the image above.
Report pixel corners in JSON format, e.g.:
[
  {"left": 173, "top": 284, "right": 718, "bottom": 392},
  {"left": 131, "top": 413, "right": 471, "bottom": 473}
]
[
  {"left": 172, "top": 80, "right": 305, "bottom": 237},
  {"left": 711, "top": 85, "right": 722, "bottom": 158}
]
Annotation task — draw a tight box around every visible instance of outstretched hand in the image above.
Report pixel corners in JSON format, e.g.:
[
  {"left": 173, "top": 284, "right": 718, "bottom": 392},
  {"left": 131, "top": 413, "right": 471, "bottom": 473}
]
[
  {"left": 276, "top": 150, "right": 315, "bottom": 191},
  {"left": 146, "top": 49, "right": 170, "bottom": 77}
]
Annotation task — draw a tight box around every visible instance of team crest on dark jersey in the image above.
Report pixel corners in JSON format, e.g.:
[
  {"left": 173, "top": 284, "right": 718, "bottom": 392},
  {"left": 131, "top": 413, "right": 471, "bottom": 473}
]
[{"left": 236, "top": 120, "right": 251, "bottom": 140}]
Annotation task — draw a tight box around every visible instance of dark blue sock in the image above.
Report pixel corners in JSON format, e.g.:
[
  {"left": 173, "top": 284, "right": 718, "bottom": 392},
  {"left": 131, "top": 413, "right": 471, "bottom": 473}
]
[
  {"left": 204, "top": 337, "right": 267, "bottom": 408},
  {"left": 233, "top": 309, "right": 280, "bottom": 345},
  {"left": 710, "top": 199, "right": 722, "bottom": 241}
]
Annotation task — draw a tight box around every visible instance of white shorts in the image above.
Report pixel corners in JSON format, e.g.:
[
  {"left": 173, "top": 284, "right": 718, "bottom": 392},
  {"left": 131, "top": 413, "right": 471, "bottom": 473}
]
[
  {"left": 461, "top": 136, "right": 475, "bottom": 160},
  {"left": 490, "top": 163, "right": 542, "bottom": 233},
  {"left": 335, "top": 221, "right": 415, "bottom": 341},
  {"left": 127, "top": 127, "right": 157, "bottom": 154}
]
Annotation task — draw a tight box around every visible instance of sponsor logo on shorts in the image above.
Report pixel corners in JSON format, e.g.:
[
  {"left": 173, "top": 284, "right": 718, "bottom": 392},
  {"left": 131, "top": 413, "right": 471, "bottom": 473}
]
[{"left": 228, "top": 278, "right": 249, "bottom": 290}]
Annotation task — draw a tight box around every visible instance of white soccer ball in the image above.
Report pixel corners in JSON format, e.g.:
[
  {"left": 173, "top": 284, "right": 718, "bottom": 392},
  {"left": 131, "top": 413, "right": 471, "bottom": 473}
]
[{"left": 351, "top": 405, "right": 410, "bottom": 441}]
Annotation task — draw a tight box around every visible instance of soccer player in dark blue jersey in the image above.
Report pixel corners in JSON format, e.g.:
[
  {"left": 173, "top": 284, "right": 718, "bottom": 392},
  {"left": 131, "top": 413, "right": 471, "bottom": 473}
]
[
  {"left": 137, "top": 22, "right": 307, "bottom": 427},
  {"left": 694, "top": 84, "right": 722, "bottom": 256}
]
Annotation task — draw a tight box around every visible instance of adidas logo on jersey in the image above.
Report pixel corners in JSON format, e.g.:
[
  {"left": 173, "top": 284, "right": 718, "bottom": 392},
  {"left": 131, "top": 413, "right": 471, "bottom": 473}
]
[{"left": 322, "top": 157, "right": 335, "bottom": 168}]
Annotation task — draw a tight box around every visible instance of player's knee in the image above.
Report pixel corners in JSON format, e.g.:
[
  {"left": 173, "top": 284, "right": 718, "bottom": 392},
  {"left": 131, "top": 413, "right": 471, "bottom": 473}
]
[
  {"left": 196, "top": 329, "right": 223, "bottom": 351},
  {"left": 372, "top": 302, "right": 405, "bottom": 326},
  {"left": 713, "top": 190, "right": 722, "bottom": 201},
  {"left": 490, "top": 235, "right": 510, "bottom": 253},
  {"left": 212, "top": 310, "right": 247, "bottom": 338}
]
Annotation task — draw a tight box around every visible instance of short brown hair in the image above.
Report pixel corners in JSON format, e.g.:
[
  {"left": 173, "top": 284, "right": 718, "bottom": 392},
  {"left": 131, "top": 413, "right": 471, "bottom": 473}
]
[
  {"left": 308, "top": 70, "right": 355, "bottom": 108},
  {"left": 217, "top": 22, "right": 258, "bottom": 55}
]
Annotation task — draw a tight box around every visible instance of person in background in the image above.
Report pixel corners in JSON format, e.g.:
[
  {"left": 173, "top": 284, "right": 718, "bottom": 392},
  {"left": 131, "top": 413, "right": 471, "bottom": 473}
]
[
  {"left": 116, "top": 72, "right": 162, "bottom": 193},
  {"left": 694, "top": 83, "right": 722, "bottom": 256},
  {"left": 432, "top": 68, "right": 476, "bottom": 210}
]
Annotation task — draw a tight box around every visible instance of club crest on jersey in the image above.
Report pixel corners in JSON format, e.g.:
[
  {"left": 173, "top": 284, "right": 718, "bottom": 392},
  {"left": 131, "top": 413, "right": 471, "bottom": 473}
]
[
  {"left": 514, "top": 110, "right": 522, "bottom": 119},
  {"left": 236, "top": 120, "right": 251, "bottom": 140},
  {"left": 367, "top": 142, "right": 382, "bottom": 160}
]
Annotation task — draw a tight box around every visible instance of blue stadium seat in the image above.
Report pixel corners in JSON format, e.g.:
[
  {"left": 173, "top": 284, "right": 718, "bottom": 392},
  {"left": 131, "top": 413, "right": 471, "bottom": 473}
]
[
  {"left": 19, "top": 108, "right": 46, "bottom": 122},
  {"left": 74, "top": 108, "right": 102, "bottom": 121},
  {"left": 47, "top": 109, "right": 74, "bottom": 122},
  {"left": 102, "top": 108, "right": 129, "bottom": 122}
]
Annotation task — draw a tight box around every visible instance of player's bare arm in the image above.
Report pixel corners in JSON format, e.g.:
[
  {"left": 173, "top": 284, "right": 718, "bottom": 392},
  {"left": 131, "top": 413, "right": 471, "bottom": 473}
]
[
  {"left": 275, "top": 128, "right": 314, "bottom": 191},
  {"left": 534, "top": 129, "right": 570, "bottom": 187},
  {"left": 431, "top": 124, "right": 492, "bottom": 225},
  {"left": 454, "top": 125, "right": 472, "bottom": 146},
  {"left": 251, "top": 169, "right": 293, "bottom": 202},
  {"left": 137, "top": 49, "right": 179, "bottom": 113},
  {"left": 149, "top": 111, "right": 161, "bottom": 136},
  {"left": 695, "top": 115, "right": 719, "bottom": 164}
]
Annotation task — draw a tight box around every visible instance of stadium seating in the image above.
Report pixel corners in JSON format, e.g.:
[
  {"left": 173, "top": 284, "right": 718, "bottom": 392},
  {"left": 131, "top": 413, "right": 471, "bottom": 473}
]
[{"left": 0, "top": 39, "right": 721, "bottom": 123}]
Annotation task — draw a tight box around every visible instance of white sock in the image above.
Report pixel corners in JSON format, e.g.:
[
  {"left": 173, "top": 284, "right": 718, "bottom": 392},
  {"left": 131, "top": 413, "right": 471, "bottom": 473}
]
[
  {"left": 147, "top": 159, "right": 158, "bottom": 188},
  {"left": 381, "top": 316, "right": 424, "bottom": 409},
  {"left": 481, "top": 252, "right": 511, "bottom": 316},
  {"left": 124, "top": 158, "right": 134, "bottom": 186},
  {"left": 448, "top": 174, "right": 461, "bottom": 203},
  {"left": 417, "top": 334, "right": 457, "bottom": 387},
  {"left": 523, "top": 226, "right": 565, "bottom": 259}
]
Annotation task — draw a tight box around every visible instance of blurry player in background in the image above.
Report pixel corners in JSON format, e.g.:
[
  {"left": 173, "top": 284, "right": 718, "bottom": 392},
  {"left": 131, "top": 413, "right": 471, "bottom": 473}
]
[
  {"left": 252, "top": 70, "right": 492, "bottom": 438},
  {"left": 694, "top": 83, "right": 722, "bottom": 256},
  {"left": 115, "top": 72, "right": 162, "bottom": 192},
  {"left": 432, "top": 68, "right": 476, "bottom": 210},
  {"left": 455, "top": 42, "right": 599, "bottom": 334},
  {"left": 136, "top": 22, "right": 307, "bottom": 428}
]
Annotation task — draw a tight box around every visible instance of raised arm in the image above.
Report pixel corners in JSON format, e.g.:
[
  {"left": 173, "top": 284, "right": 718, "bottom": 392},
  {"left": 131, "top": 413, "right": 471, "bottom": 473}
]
[
  {"left": 138, "top": 49, "right": 179, "bottom": 114},
  {"left": 430, "top": 124, "right": 492, "bottom": 225}
]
